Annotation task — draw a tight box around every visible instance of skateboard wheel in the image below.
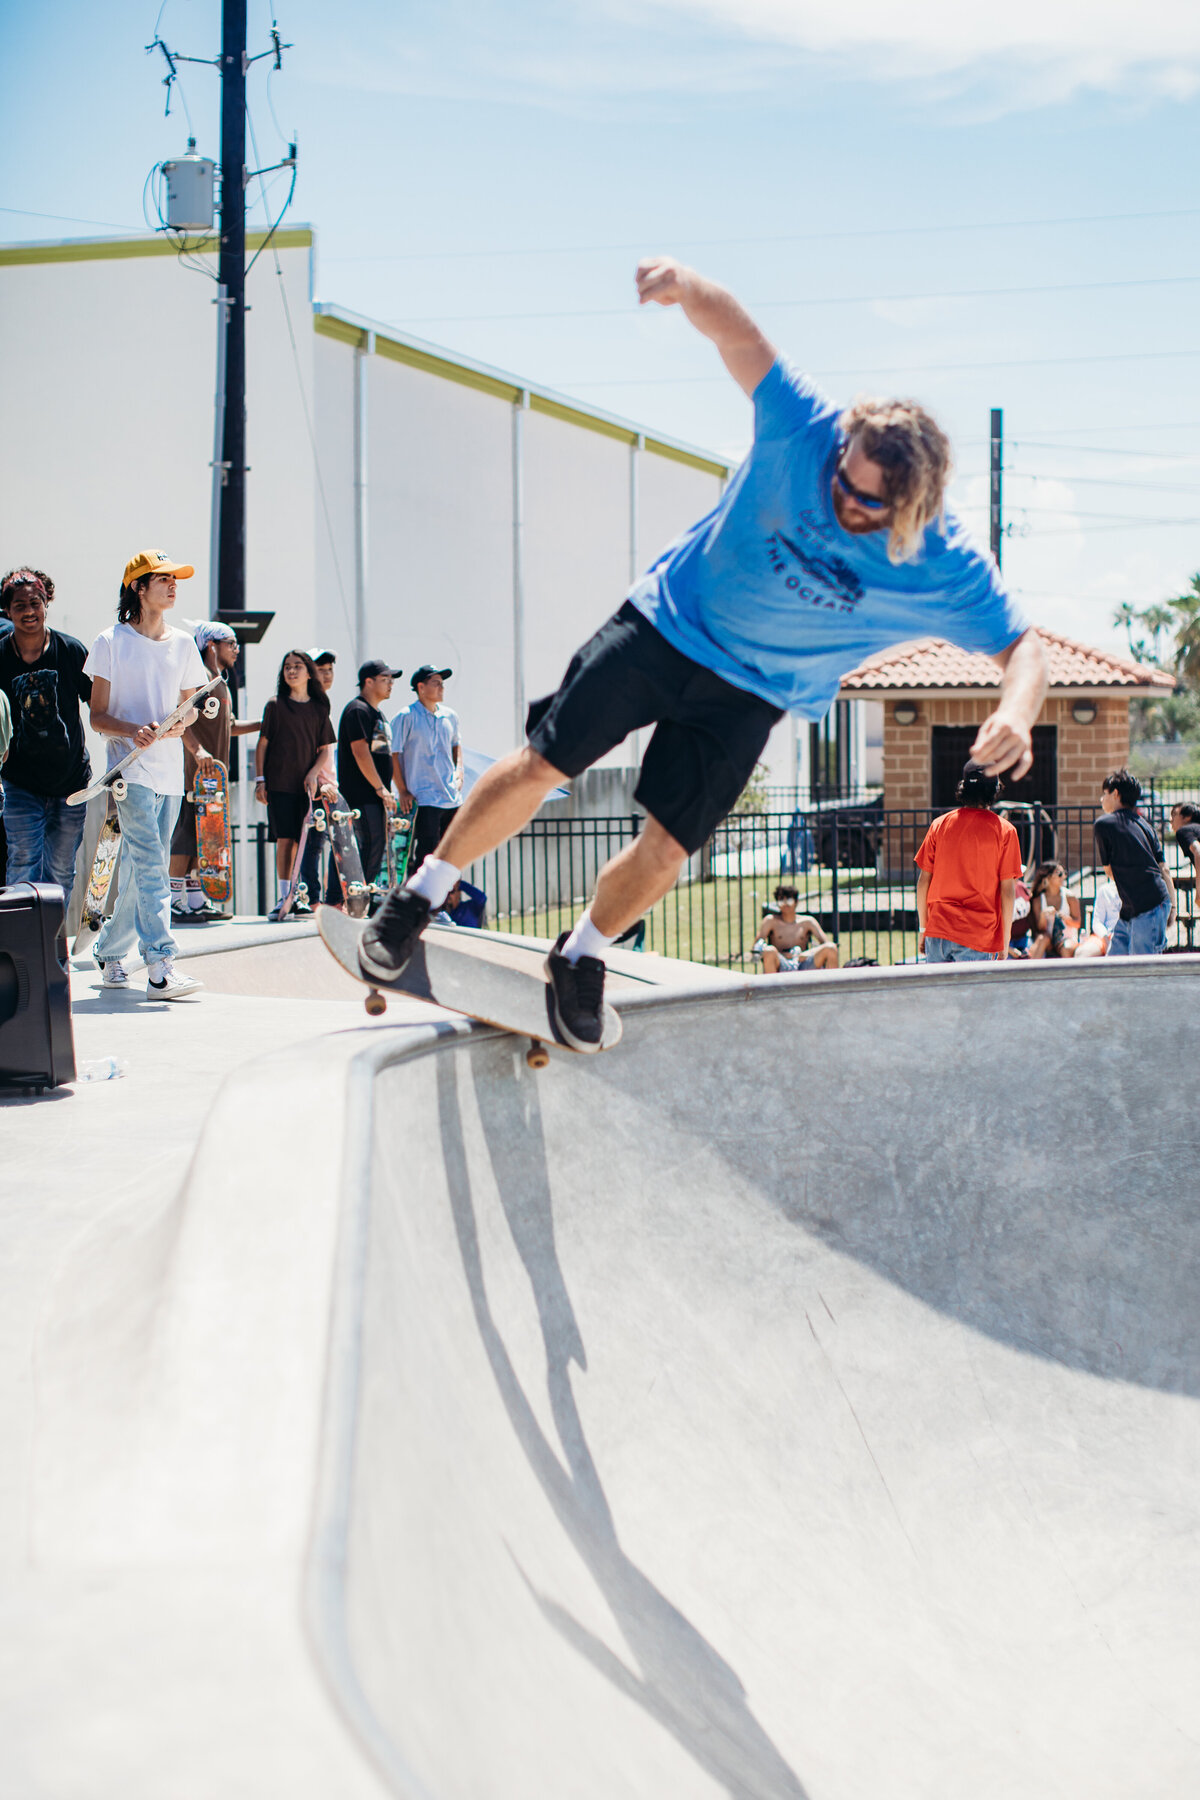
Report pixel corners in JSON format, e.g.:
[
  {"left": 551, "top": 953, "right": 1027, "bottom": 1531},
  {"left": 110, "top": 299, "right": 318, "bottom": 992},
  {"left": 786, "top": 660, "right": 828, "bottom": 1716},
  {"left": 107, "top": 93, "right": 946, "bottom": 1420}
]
[
  {"left": 526, "top": 1042, "right": 550, "bottom": 1070},
  {"left": 315, "top": 814, "right": 327, "bottom": 832},
  {"left": 365, "top": 990, "right": 387, "bottom": 1017},
  {"left": 202, "top": 696, "right": 220, "bottom": 719},
  {"left": 113, "top": 779, "right": 127, "bottom": 800}
]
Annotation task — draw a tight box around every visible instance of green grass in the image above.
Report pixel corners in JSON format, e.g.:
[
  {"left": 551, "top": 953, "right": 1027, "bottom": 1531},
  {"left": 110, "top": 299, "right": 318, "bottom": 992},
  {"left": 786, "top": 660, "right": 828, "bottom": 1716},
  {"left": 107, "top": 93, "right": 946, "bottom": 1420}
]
[{"left": 491, "top": 872, "right": 923, "bottom": 971}]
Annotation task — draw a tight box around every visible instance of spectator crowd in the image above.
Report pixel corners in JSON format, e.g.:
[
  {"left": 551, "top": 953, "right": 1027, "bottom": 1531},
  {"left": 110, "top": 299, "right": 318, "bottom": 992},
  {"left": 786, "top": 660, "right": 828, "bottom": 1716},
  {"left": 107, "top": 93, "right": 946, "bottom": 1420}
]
[{"left": 2, "top": 553, "right": 1199, "bottom": 1000}]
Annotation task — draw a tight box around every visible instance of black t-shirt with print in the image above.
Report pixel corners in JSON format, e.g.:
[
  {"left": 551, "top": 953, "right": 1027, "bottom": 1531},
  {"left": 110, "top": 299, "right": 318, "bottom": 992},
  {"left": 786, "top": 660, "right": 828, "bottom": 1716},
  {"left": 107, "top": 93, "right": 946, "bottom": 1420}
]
[
  {"left": 0, "top": 628, "right": 92, "bottom": 798},
  {"left": 1093, "top": 808, "right": 1170, "bottom": 921},
  {"left": 337, "top": 696, "right": 392, "bottom": 808}
]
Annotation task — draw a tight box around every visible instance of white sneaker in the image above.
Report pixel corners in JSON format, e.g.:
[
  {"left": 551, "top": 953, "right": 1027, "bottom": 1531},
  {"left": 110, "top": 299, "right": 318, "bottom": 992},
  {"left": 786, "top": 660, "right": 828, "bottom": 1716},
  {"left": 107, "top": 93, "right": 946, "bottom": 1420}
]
[
  {"left": 98, "top": 959, "right": 130, "bottom": 989},
  {"left": 146, "top": 958, "right": 203, "bottom": 1001}
]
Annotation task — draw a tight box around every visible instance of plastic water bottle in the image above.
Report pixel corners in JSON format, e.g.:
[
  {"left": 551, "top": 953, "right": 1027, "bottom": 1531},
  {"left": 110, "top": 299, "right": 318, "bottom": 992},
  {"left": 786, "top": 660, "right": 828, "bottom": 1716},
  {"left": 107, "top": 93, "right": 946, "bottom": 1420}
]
[{"left": 76, "top": 1056, "right": 128, "bottom": 1083}]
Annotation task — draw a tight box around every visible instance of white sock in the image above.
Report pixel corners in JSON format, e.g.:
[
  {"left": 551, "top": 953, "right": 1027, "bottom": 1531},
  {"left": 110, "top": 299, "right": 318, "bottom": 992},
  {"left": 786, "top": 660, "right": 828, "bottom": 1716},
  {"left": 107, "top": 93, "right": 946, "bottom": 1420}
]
[
  {"left": 278, "top": 878, "right": 292, "bottom": 900},
  {"left": 170, "top": 877, "right": 186, "bottom": 901},
  {"left": 561, "top": 910, "right": 616, "bottom": 965},
  {"left": 406, "top": 856, "right": 461, "bottom": 909},
  {"left": 186, "top": 879, "right": 206, "bottom": 911}
]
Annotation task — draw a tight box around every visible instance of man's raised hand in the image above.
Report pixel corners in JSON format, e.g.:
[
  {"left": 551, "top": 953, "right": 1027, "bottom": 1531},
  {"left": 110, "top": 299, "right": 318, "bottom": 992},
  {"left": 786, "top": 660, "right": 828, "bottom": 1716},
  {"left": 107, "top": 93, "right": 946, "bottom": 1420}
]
[{"left": 636, "top": 256, "right": 690, "bottom": 307}]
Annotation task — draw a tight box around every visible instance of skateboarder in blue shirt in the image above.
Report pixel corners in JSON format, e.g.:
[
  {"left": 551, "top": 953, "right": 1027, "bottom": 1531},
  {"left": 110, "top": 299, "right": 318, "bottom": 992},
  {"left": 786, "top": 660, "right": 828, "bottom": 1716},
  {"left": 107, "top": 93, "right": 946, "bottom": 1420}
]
[{"left": 360, "top": 255, "right": 1048, "bottom": 1050}]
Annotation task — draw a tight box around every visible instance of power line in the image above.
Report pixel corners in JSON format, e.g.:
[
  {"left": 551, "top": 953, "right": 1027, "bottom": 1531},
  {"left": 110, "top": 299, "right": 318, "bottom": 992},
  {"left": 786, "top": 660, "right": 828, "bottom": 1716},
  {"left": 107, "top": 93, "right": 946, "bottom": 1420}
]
[
  {"left": 382, "top": 271, "right": 1200, "bottom": 328},
  {"left": 0, "top": 204, "right": 144, "bottom": 231},
  {"left": 322, "top": 203, "right": 1200, "bottom": 266},
  {"left": 1012, "top": 439, "right": 1200, "bottom": 461},
  {"left": 566, "top": 347, "right": 1200, "bottom": 387}
]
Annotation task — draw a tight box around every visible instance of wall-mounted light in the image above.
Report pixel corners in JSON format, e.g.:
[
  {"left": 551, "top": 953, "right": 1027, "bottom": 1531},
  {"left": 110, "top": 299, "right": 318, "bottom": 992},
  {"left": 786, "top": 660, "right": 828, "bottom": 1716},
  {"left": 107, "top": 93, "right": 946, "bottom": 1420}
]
[
  {"left": 893, "top": 701, "right": 919, "bottom": 727},
  {"left": 1071, "top": 700, "right": 1098, "bottom": 726}
]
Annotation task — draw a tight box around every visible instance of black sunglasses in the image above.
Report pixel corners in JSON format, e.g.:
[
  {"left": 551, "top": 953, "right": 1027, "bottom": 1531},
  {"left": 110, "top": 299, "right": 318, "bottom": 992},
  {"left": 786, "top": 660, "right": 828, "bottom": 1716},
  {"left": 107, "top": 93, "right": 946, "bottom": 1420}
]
[{"left": 834, "top": 455, "right": 890, "bottom": 513}]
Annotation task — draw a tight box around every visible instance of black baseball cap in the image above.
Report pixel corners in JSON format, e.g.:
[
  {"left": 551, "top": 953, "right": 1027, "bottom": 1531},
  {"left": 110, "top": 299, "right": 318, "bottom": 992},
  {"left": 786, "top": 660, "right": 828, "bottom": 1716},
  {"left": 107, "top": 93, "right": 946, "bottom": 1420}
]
[
  {"left": 358, "top": 658, "right": 402, "bottom": 684},
  {"left": 411, "top": 664, "right": 452, "bottom": 689}
]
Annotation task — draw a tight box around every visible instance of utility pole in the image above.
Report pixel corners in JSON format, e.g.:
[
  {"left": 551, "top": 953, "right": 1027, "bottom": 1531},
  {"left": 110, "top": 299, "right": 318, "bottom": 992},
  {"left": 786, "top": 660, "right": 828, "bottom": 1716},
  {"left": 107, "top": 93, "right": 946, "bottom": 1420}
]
[
  {"left": 989, "top": 407, "right": 1003, "bottom": 569},
  {"left": 216, "top": 0, "right": 247, "bottom": 619}
]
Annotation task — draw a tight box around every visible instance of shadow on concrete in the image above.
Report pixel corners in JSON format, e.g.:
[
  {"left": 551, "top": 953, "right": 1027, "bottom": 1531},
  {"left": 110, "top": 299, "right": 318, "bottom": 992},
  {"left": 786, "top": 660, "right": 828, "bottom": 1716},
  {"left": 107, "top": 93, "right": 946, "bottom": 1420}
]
[{"left": 435, "top": 1053, "right": 808, "bottom": 1800}]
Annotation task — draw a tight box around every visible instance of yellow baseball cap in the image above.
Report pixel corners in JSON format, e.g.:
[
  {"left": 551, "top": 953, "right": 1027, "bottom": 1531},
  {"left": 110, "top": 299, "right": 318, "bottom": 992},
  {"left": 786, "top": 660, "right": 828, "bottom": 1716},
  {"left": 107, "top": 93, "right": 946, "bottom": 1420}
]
[{"left": 122, "top": 548, "right": 195, "bottom": 586}]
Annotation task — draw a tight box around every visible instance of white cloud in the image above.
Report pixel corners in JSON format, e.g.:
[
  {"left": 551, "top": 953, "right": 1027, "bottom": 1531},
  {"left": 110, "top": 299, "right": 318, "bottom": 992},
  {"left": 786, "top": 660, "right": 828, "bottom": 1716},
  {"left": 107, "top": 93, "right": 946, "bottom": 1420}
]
[{"left": 641, "top": 0, "right": 1200, "bottom": 104}]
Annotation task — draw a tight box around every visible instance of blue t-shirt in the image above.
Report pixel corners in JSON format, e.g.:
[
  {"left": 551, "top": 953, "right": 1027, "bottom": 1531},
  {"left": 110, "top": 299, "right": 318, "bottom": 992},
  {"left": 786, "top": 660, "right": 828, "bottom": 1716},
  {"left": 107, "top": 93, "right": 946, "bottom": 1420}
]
[{"left": 628, "top": 358, "right": 1029, "bottom": 717}]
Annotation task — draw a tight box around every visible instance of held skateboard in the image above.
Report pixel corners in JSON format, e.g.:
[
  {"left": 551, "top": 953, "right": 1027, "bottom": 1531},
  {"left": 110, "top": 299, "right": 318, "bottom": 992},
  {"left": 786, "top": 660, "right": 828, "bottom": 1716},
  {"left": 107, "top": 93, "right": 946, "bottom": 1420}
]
[
  {"left": 318, "top": 910, "right": 623, "bottom": 1066},
  {"left": 72, "top": 799, "right": 122, "bottom": 957},
  {"left": 318, "top": 792, "right": 371, "bottom": 918},
  {"left": 378, "top": 804, "right": 416, "bottom": 894},
  {"left": 277, "top": 796, "right": 318, "bottom": 921},
  {"left": 194, "top": 759, "right": 232, "bottom": 903},
  {"left": 67, "top": 674, "right": 226, "bottom": 807}
]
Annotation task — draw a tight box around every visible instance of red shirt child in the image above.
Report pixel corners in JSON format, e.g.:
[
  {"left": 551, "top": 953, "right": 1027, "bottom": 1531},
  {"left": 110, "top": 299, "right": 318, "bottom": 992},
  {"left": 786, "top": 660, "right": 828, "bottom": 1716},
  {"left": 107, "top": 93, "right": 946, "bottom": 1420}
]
[{"left": 916, "top": 806, "right": 1023, "bottom": 955}]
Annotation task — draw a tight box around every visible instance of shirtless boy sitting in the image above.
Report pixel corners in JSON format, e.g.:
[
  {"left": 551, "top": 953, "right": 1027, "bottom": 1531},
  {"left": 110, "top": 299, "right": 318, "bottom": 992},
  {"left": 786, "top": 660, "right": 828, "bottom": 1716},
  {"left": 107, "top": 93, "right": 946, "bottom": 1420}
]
[{"left": 752, "top": 884, "right": 839, "bottom": 972}]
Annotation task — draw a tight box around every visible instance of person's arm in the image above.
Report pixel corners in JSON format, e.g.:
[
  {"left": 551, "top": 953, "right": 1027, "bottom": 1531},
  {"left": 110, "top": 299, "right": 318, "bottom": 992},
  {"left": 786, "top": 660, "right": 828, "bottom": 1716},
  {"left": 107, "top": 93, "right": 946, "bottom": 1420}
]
[
  {"left": 636, "top": 257, "right": 777, "bottom": 398},
  {"left": 232, "top": 716, "right": 262, "bottom": 737},
  {"left": 916, "top": 866, "right": 932, "bottom": 953},
  {"left": 1160, "top": 862, "right": 1177, "bottom": 926},
  {"left": 254, "top": 727, "right": 269, "bottom": 804},
  {"left": 88, "top": 675, "right": 158, "bottom": 749},
  {"left": 969, "top": 630, "right": 1048, "bottom": 781},
  {"left": 391, "top": 752, "right": 414, "bottom": 813},
  {"left": 797, "top": 913, "right": 829, "bottom": 946},
  {"left": 350, "top": 738, "right": 396, "bottom": 811},
  {"left": 999, "top": 879, "right": 1016, "bottom": 958}
]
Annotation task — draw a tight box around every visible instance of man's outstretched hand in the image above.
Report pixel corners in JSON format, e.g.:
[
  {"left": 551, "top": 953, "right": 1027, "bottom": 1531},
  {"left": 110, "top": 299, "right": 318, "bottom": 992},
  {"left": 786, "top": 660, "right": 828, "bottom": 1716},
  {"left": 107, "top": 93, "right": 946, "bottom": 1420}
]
[
  {"left": 969, "top": 710, "right": 1034, "bottom": 781},
  {"left": 636, "top": 256, "right": 691, "bottom": 307}
]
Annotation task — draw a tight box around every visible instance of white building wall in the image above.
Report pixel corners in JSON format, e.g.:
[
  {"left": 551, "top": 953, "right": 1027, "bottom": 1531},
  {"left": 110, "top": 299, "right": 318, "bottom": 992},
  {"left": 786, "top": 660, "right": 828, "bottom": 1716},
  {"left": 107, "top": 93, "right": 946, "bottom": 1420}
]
[
  {"left": 521, "top": 411, "right": 631, "bottom": 762},
  {"left": 309, "top": 329, "right": 359, "bottom": 680},
  {"left": 364, "top": 354, "right": 516, "bottom": 761}
]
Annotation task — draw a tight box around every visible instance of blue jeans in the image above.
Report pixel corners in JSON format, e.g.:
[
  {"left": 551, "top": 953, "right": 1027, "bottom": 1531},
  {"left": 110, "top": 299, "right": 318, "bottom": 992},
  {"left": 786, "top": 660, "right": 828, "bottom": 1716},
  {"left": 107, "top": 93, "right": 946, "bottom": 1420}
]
[
  {"left": 2, "top": 780, "right": 87, "bottom": 912},
  {"left": 94, "top": 784, "right": 180, "bottom": 967},
  {"left": 1107, "top": 898, "right": 1170, "bottom": 957},
  {"left": 924, "top": 936, "right": 999, "bottom": 963}
]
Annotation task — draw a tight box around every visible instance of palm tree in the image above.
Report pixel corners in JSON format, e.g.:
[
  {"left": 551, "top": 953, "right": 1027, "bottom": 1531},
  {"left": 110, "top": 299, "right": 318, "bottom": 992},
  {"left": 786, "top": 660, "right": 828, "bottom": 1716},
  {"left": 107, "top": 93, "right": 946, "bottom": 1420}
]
[
  {"left": 1168, "top": 574, "right": 1200, "bottom": 685},
  {"left": 1139, "top": 604, "right": 1175, "bottom": 666},
  {"left": 1112, "top": 600, "right": 1138, "bottom": 654}
]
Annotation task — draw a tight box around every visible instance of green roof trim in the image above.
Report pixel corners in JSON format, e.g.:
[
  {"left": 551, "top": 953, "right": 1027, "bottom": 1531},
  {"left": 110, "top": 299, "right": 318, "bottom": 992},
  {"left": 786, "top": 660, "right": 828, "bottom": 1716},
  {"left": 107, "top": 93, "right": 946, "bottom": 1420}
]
[
  {"left": 373, "top": 332, "right": 522, "bottom": 403},
  {"left": 314, "top": 313, "right": 368, "bottom": 350},
  {"left": 0, "top": 228, "right": 313, "bottom": 268},
  {"left": 645, "top": 437, "right": 729, "bottom": 478},
  {"left": 529, "top": 392, "right": 636, "bottom": 446}
]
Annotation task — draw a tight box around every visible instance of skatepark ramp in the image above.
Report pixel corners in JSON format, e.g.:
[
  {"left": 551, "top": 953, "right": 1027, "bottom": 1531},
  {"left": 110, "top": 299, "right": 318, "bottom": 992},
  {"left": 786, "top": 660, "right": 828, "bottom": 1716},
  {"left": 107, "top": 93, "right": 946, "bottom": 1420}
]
[{"left": 27, "top": 955, "right": 1200, "bottom": 1798}]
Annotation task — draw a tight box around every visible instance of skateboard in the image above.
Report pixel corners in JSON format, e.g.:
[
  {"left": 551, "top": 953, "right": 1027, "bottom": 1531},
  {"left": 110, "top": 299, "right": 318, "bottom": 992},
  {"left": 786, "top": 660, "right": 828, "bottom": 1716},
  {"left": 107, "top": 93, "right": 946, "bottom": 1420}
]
[
  {"left": 72, "top": 799, "right": 122, "bottom": 957},
  {"left": 318, "top": 910, "right": 623, "bottom": 1066},
  {"left": 67, "top": 674, "right": 226, "bottom": 807},
  {"left": 319, "top": 791, "right": 371, "bottom": 918},
  {"left": 194, "top": 759, "right": 232, "bottom": 902},
  {"left": 277, "top": 797, "right": 317, "bottom": 922},
  {"left": 378, "top": 804, "right": 416, "bottom": 894}
]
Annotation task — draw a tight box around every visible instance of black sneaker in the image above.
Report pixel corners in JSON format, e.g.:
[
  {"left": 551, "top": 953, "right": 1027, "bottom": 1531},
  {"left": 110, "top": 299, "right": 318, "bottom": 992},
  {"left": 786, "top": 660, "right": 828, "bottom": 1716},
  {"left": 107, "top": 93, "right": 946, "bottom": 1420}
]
[
  {"left": 359, "top": 886, "right": 432, "bottom": 982},
  {"left": 544, "top": 931, "right": 607, "bottom": 1052}
]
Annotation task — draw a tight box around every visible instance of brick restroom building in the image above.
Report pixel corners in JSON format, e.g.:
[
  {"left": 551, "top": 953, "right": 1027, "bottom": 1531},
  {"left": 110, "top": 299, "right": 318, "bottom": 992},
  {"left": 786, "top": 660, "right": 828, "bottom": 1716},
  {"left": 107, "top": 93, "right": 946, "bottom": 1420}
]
[{"left": 839, "top": 629, "right": 1174, "bottom": 872}]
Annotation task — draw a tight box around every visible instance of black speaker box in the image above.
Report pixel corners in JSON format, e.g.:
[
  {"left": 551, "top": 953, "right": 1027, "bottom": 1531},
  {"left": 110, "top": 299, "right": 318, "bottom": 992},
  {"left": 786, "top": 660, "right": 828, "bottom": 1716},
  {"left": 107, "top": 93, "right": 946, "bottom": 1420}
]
[{"left": 0, "top": 883, "right": 76, "bottom": 1090}]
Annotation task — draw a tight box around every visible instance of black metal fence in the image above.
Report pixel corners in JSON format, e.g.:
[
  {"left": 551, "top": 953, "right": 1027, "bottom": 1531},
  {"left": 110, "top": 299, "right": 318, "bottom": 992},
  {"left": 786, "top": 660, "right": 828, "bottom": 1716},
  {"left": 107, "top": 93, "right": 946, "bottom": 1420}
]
[{"left": 468, "top": 797, "right": 1200, "bottom": 971}]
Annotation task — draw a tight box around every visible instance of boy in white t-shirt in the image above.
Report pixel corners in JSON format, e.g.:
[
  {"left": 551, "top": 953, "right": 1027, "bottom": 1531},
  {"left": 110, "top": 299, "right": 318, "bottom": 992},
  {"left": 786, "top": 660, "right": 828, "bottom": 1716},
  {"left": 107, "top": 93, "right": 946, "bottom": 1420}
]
[{"left": 85, "top": 550, "right": 209, "bottom": 999}]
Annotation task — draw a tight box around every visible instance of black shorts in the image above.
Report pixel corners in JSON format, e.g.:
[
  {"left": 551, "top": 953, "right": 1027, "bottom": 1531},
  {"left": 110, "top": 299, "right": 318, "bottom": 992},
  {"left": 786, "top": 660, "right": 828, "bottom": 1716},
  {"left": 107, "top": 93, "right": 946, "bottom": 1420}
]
[
  {"left": 266, "top": 790, "right": 306, "bottom": 842},
  {"left": 526, "top": 602, "right": 783, "bottom": 855}
]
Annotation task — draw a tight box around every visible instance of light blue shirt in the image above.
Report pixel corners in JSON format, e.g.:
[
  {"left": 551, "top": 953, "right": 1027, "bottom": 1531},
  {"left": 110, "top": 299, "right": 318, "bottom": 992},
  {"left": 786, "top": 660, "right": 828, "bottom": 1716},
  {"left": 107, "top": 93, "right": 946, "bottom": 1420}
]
[
  {"left": 629, "top": 357, "right": 1029, "bottom": 718},
  {"left": 391, "top": 699, "right": 461, "bottom": 807}
]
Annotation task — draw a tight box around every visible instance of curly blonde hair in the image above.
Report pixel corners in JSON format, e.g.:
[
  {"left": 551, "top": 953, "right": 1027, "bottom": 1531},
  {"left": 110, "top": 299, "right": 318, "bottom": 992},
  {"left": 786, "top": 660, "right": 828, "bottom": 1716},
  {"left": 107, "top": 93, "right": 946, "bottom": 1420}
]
[{"left": 837, "top": 397, "right": 953, "bottom": 564}]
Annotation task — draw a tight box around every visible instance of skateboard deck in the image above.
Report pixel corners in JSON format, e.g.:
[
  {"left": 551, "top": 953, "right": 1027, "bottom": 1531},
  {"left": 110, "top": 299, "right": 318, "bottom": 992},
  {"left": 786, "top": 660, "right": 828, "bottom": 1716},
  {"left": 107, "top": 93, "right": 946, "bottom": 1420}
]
[
  {"left": 67, "top": 673, "right": 226, "bottom": 807},
  {"left": 278, "top": 798, "right": 316, "bottom": 921},
  {"left": 318, "top": 910, "right": 623, "bottom": 1062},
  {"left": 72, "top": 801, "right": 122, "bottom": 957},
  {"left": 379, "top": 805, "right": 416, "bottom": 893},
  {"left": 194, "top": 759, "right": 232, "bottom": 902},
  {"left": 319, "top": 791, "right": 371, "bottom": 919}
]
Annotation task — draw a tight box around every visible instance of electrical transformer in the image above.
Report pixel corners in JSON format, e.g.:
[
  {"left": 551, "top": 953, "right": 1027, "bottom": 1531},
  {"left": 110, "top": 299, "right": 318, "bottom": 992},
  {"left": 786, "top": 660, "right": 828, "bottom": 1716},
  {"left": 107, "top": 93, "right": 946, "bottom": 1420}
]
[{"left": 162, "top": 139, "right": 216, "bottom": 231}]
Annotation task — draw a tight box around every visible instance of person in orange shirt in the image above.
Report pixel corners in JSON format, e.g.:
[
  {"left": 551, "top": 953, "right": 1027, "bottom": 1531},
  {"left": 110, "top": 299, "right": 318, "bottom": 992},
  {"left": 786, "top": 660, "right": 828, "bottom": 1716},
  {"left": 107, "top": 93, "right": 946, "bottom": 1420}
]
[{"left": 915, "top": 762, "right": 1023, "bottom": 962}]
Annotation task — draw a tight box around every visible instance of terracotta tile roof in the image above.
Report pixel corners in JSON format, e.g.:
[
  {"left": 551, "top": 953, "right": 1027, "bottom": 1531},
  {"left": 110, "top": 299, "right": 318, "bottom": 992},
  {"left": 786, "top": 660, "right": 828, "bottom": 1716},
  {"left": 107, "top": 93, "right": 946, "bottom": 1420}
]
[{"left": 839, "top": 628, "right": 1175, "bottom": 694}]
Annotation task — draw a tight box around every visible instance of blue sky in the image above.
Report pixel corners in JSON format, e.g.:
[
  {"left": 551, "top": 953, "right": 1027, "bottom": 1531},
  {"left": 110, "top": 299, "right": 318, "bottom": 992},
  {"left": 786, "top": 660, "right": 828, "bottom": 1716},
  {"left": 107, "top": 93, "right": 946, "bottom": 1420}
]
[{"left": 3, "top": 0, "right": 1199, "bottom": 653}]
